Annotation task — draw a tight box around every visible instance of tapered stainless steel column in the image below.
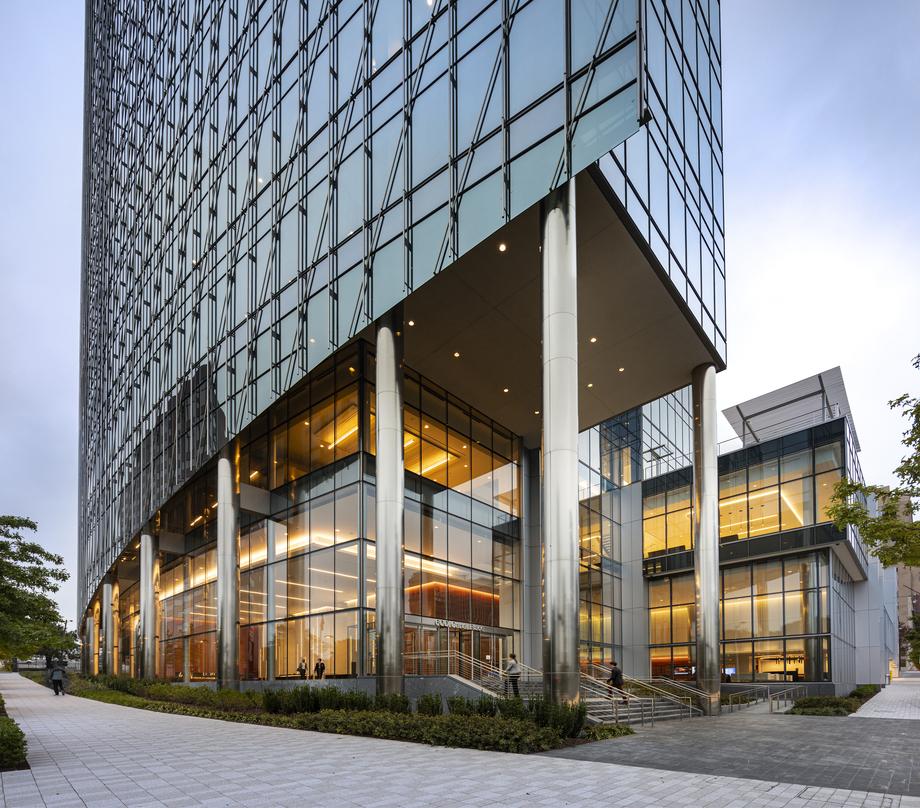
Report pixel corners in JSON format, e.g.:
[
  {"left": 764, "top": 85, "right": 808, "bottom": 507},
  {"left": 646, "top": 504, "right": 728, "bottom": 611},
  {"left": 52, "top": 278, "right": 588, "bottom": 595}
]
[
  {"left": 375, "top": 308, "right": 405, "bottom": 695},
  {"left": 692, "top": 363, "right": 721, "bottom": 715},
  {"left": 217, "top": 447, "right": 241, "bottom": 689},
  {"left": 84, "top": 614, "right": 95, "bottom": 675},
  {"left": 265, "top": 520, "right": 277, "bottom": 680},
  {"left": 101, "top": 577, "right": 114, "bottom": 674},
  {"left": 541, "top": 178, "right": 581, "bottom": 704},
  {"left": 139, "top": 530, "right": 159, "bottom": 679}
]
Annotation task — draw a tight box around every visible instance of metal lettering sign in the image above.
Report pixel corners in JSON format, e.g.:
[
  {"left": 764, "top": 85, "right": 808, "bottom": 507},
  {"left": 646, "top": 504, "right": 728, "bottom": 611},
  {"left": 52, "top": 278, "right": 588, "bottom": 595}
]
[{"left": 434, "top": 618, "right": 488, "bottom": 633}]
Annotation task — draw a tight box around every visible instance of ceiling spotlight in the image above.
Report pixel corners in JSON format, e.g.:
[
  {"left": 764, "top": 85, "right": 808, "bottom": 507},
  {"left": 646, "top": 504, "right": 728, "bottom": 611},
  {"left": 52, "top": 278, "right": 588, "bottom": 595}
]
[
  {"left": 618, "top": 367, "right": 625, "bottom": 372},
  {"left": 590, "top": 336, "right": 597, "bottom": 343},
  {"left": 503, "top": 387, "right": 509, "bottom": 393},
  {"left": 587, "top": 383, "right": 594, "bottom": 388},
  {"left": 498, "top": 243, "right": 507, "bottom": 253},
  {"left": 408, "top": 319, "right": 415, "bottom": 326},
  {"left": 453, "top": 351, "right": 460, "bottom": 358},
  {"left": 534, "top": 410, "right": 540, "bottom": 415}
]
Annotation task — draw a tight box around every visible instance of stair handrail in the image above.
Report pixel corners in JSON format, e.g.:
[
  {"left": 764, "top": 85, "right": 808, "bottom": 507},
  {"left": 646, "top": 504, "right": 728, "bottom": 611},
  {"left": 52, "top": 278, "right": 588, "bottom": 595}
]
[
  {"left": 768, "top": 685, "right": 807, "bottom": 713},
  {"left": 579, "top": 672, "right": 650, "bottom": 727},
  {"left": 590, "top": 662, "right": 708, "bottom": 699},
  {"left": 725, "top": 686, "right": 768, "bottom": 712},
  {"left": 403, "top": 649, "right": 542, "bottom": 692},
  {"left": 403, "top": 649, "right": 652, "bottom": 726},
  {"left": 584, "top": 662, "right": 700, "bottom": 718},
  {"left": 642, "top": 677, "right": 709, "bottom": 699}
]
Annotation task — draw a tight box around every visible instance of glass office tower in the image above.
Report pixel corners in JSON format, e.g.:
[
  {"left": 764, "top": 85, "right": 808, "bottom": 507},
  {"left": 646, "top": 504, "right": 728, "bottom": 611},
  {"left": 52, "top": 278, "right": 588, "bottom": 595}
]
[{"left": 79, "top": 0, "right": 726, "bottom": 696}]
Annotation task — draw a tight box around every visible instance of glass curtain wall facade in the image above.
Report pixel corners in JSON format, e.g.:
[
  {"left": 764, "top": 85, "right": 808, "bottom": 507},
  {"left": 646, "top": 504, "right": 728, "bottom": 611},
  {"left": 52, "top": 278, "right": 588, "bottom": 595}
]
[
  {"left": 643, "top": 422, "right": 850, "bottom": 562},
  {"left": 576, "top": 421, "right": 633, "bottom": 665},
  {"left": 112, "top": 343, "right": 524, "bottom": 681},
  {"left": 649, "top": 551, "right": 832, "bottom": 682},
  {"left": 598, "top": 0, "right": 725, "bottom": 357},
  {"left": 642, "top": 418, "right": 865, "bottom": 683},
  {"left": 79, "top": 0, "right": 656, "bottom": 622}
]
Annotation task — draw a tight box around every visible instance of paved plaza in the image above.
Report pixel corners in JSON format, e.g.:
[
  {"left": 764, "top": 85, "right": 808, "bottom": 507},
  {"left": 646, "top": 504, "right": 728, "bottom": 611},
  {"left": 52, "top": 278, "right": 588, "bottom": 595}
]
[
  {"left": 3, "top": 674, "right": 920, "bottom": 808},
  {"left": 548, "top": 676, "right": 920, "bottom": 796},
  {"left": 852, "top": 676, "right": 920, "bottom": 720}
]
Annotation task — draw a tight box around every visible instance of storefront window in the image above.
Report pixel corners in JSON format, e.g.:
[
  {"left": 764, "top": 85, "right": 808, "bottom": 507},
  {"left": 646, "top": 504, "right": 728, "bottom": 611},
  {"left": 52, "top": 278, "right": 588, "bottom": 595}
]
[{"left": 649, "top": 552, "right": 833, "bottom": 681}]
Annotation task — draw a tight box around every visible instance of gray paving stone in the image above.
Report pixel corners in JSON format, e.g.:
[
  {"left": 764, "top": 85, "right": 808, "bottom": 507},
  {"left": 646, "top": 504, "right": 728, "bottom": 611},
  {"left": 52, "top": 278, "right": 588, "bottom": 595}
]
[
  {"left": 545, "top": 690, "right": 920, "bottom": 797},
  {"left": 1, "top": 672, "right": 918, "bottom": 808}
]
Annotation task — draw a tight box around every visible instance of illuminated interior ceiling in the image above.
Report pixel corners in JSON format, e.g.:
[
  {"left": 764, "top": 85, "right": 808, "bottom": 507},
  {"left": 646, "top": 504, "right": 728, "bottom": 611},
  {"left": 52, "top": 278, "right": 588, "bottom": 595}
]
[{"left": 359, "top": 167, "right": 718, "bottom": 446}]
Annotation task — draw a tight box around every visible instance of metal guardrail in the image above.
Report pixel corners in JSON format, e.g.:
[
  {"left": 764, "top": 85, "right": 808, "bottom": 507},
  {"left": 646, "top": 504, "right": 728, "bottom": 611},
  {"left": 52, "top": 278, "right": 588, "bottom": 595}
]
[
  {"left": 768, "top": 685, "right": 808, "bottom": 713},
  {"left": 403, "top": 650, "right": 543, "bottom": 699},
  {"left": 579, "top": 671, "right": 652, "bottom": 727},
  {"left": 403, "top": 650, "right": 651, "bottom": 725},
  {"left": 724, "top": 685, "right": 770, "bottom": 712},
  {"left": 583, "top": 663, "right": 701, "bottom": 720}
]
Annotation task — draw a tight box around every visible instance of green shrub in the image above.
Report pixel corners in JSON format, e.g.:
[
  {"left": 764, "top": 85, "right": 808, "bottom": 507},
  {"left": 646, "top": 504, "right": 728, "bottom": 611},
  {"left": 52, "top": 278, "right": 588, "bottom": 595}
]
[
  {"left": 263, "top": 685, "right": 316, "bottom": 714},
  {"left": 584, "top": 723, "right": 635, "bottom": 741},
  {"left": 445, "top": 695, "right": 499, "bottom": 717},
  {"left": 0, "top": 716, "right": 28, "bottom": 771},
  {"left": 527, "top": 696, "right": 587, "bottom": 738},
  {"left": 416, "top": 693, "right": 443, "bottom": 716},
  {"left": 789, "top": 695, "right": 862, "bottom": 716},
  {"left": 850, "top": 684, "right": 881, "bottom": 701},
  {"left": 293, "top": 710, "right": 562, "bottom": 753},
  {"left": 41, "top": 675, "right": 565, "bottom": 753},
  {"left": 374, "top": 692, "right": 411, "bottom": 714},
  {"left": 262, "top": 686, "right": 376, "bottom": 715},
  {"left": 496, "top": 697, "right": 528, "bottom": 720},
  {"left": 320, "top": 687, "right": 374, "bottom": 712},
  {"left": 790, "top": 705, "right": 852, "bottom": 716}
]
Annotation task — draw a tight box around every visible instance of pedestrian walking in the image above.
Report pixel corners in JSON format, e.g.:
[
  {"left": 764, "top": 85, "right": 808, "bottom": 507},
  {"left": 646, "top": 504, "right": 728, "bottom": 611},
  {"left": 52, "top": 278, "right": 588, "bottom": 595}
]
[
  {"left": 313, "top": 657, "right": 326, "bottom": 680},
  {"left": 296, "top": 658, "right": 307, "bottom": 679},
  {"left": 50, "top": 662, "right": 66, "bottom": 696},
  {"left": 504, "top": 653, "right": 521, "bottom": 697},
  {"left": 607, "top": 659, "right": 627, "bottom": 705}
]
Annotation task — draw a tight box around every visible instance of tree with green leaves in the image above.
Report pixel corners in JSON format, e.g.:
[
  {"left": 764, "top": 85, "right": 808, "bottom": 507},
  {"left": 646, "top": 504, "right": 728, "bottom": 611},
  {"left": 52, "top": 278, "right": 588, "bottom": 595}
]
[
  {"left": 0, "top": 516, "right": 71, "bottom": 662},
  {"left": 902, "top": 614, "right": 920, "bottom": 669},
  {"left": 826, "top": 358, "right": 920, "bottom": 566}
]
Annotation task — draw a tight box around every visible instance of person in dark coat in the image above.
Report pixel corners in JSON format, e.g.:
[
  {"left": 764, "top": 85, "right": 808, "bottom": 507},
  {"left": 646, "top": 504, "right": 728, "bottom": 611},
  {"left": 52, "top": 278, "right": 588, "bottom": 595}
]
[
  {"left": 313, "top": 658, "right": 326, "bottom": 680},
  {"left": 607, "top": 660, "right": 627, "bottom": 705},
  {"left": 50, "top": 663, "right": 66, "bottom": 696}
]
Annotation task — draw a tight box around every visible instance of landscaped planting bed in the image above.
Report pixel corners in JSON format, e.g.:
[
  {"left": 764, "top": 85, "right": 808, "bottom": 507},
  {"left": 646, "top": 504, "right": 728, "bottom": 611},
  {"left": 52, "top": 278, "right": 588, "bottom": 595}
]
[
  {"left": 790, "top": 684, "right": 881, "bottom": 716},
  {"left": 22, "top": 673, "right": 633, "bottom": 753},
  {"left": 0, "top": 693, "right": 28, "bottom": 772}
]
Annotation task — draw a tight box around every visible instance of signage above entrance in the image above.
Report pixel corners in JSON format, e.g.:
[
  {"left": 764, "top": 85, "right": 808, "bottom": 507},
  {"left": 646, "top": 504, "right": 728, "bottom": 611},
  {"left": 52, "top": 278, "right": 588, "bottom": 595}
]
[{"left": 435, "top": 618, "right": 489, "bottom": 633}]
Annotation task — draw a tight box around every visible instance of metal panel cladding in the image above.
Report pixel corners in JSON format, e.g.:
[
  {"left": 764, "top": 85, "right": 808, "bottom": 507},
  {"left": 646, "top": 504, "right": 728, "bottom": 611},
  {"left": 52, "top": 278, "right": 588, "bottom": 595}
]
[{"left": 78, "top": 0, "right": 645, "bottom": 616}]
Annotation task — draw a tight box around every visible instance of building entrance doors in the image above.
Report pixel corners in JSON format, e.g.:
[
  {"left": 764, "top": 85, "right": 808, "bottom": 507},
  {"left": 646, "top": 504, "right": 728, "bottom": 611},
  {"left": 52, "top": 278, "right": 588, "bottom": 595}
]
[
  {"left": 445, "top": 627, "right": 507, "bottom": 670},
  {"left": 403, "top": 621, "right": 514, "bottom": 676}
]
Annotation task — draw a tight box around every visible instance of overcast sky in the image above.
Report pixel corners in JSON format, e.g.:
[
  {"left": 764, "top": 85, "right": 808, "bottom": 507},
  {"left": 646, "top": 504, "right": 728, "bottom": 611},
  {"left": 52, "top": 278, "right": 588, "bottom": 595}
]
[{"left": 0, "top": 1, "right": 918, "bottom": 626}]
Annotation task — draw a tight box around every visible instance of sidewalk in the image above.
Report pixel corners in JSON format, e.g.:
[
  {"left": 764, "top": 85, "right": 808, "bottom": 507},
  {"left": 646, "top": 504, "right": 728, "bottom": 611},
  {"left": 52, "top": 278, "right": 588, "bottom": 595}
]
[
  {"left": 852, "top": 675, "right": 920, "bottom": 720},
  {"left": 2, "top": 673, "right": 919, "bottom": 808}
]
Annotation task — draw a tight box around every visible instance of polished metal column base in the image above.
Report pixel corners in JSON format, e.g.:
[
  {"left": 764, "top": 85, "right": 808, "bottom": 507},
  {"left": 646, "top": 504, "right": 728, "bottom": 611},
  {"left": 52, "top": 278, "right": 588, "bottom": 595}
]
[
  {"left": 101, "top": 578, "right": 114, "bottom": 675},
  {"left": 699, "top": 692, "right": 721, "bottom": 716}
]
